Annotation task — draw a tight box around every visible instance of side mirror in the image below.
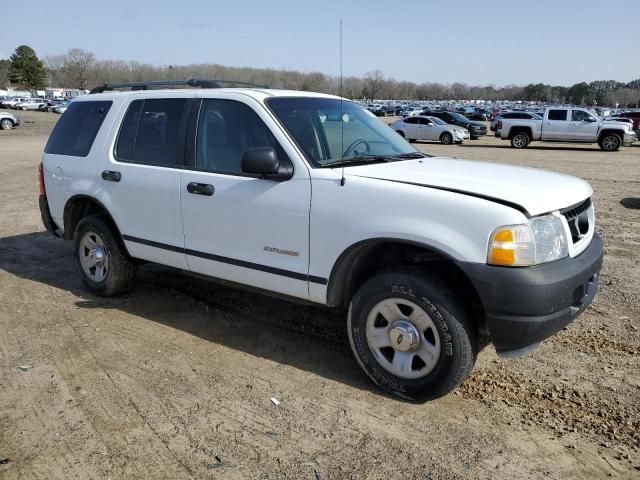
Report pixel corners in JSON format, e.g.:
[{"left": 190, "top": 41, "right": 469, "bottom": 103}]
[{"left": 241, "top": 147, "right": 292, "bottom": 181}]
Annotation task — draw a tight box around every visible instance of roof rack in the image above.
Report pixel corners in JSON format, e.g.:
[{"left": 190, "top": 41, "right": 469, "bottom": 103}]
[{"left": 88, "top": 78, "right": 270, "bottom": 94}]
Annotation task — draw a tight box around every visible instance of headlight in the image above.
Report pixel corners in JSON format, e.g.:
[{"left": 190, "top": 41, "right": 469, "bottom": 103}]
[{"left": 488, "top": 214, "right": 568, "bottom": 266}]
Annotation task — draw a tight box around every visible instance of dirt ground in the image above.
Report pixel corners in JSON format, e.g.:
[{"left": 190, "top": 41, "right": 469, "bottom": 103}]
[{"left": 0, "top": 111, "right": 638, "bottom": 479}]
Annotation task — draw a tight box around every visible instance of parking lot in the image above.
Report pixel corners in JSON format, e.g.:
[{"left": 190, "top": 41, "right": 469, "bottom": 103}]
[{"left": 0, "top": 111, "right": 638, "bottom": 479}]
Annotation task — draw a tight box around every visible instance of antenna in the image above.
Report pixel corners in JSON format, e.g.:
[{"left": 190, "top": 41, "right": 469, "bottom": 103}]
[{"left": 339, "top": 18, "right": 346, "bottom": 187}]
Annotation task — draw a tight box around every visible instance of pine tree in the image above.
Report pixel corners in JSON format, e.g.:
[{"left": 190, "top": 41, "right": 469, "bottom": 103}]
[{"left": 8, "top": 45, "right": 47, "bottom": 89}]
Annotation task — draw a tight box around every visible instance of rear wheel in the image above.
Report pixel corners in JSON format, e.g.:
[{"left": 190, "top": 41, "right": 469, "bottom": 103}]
[
  {"left": 73, "top": 215, "right": 136, "bottom": 296},
  {"left": 1, "top": 119, "right": 13, "bottom": 130},
  {"left": 347, "top": 269, "right": 476, "bottom": 400},
  {"left": 599, "top": 133, "right": 621, "bottom": 151},
  {"left": 511, "top": 132, "right": 530, "bottom": 148},
  {"left": 440, "top": 132, "right": 453, "bottom": 145}
]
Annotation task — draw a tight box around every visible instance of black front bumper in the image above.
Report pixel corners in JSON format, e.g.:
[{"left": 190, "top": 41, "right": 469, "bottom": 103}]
[{"left": 457, "top": 233, "right": 603, "bottom": 354}]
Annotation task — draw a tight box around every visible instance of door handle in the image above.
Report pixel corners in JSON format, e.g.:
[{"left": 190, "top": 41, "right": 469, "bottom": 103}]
[
  {"left": 187, "top": 182, "right": 215, "bottom": 196},
  {"left": 102, "top": 170, "right": 121, "bottom": 182}
]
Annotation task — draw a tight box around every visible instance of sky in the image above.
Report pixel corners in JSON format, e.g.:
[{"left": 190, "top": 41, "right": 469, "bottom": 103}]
[{"left": 2, "top": 0, "right": 639, "bottom": 86}]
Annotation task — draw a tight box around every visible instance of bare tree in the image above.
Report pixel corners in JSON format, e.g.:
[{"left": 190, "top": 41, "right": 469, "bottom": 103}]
[
  {"left": 363, "top": 70, "right": 384, "bottom": 101},
  {"left": 62, "top": 48, "right": 95, "bottom": 89}
]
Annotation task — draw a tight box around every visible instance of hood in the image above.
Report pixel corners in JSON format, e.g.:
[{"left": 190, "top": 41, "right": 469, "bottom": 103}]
[
  {"left": 345, "top": 158, "right": 592, "bottom": 217},
  {"left": 601, "top": 119, "right": 632, "bottom": 130}
]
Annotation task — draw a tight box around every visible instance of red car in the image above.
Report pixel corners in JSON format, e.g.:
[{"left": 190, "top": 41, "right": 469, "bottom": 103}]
[{"left": 617, "top": 111, "right": 640, "bottom": 131}]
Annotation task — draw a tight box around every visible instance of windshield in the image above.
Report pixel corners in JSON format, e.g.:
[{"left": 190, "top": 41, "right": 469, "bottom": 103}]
[
  {"left": 429, "top": 117, "right": 447, "bottom": 125},
  {"left": 448, "top": 112, "right": 469, "bottom": 123},
  {"left": 266, "top": 97, "right": 418, "bottom": 167}
]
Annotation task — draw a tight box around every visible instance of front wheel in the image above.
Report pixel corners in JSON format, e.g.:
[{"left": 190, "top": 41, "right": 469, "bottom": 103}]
[
  {"left": 347, "top": 269, "right": 476, "bottom": 400},
  {"left": 440, "top": 132, "right": 453, "bottom": 145},
  {"left": 599, "top": 133, "right": 621, "bottom": 152},
  {"left": 73, "top": 215, "right": 136, "bottom": 296},
  {"left": 0, "top": 119, "right": 13, "bottom": 130},
  {"left": 511, "top": 132, "right": 530, "bottom": 148}
]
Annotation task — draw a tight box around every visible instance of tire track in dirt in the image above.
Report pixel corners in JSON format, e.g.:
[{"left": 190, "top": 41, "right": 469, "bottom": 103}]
[{"left": 459, "top": 370, "right": 640, "bottom": 450}]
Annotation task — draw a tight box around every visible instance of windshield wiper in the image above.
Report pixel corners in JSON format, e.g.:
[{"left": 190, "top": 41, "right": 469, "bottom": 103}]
[
  {"left": 320, "top": 156, "right": 391, "bottom": 168},
  {"left": 391, "top": 152, "right": 428, "bottom": 159}
]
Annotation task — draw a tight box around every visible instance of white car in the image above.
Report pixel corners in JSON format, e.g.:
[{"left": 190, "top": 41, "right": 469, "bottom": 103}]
[
  {"left": 2, "top": 97, "right": 27, "bottom": 109},
  {"left": 39, "top": 80, "right": 603, "bottom": 400},
  {"left": 0, "top": 111, "right": 20, "bottom": 130},
  {"left": 496, "top": 107, "right": 637, "bottom": 150},
  {"left": 389, "top": 115, "right": 470, "bottom": 144},
  {"left": 15, "top": 99, "right": 47, "bottom": 111}
]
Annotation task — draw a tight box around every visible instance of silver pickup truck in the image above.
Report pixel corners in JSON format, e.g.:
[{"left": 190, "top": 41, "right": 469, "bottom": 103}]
[{"left": 496, "top": 107, "right": 637, "bottom": 151}]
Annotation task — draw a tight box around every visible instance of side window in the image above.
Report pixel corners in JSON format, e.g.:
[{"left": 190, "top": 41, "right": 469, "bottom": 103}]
[
  {"left": 571, "top": 110, "right": 594, "bottom": 122},
  {"left": 196, "top": 99, "right": 288, "bottom": 175},
  {"left": 45, "top": 101, "right": 112, "bottom": 157},
  {"left": 405, "top": 117, "right": 419, "bottom": 124},
  {"left": 548, "top": 110, "right": 568, "bottom": 121},
  {"left": 417, "top": 118, "right": 432, "bottom": 125},
  {"left": 115, "top": 98, "right": 188, "bottom": 166}
]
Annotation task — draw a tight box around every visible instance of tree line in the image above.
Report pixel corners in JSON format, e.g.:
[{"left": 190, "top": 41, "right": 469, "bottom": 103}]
[{"left": 2, "top": 45, "right": 639, "bottom": 107}]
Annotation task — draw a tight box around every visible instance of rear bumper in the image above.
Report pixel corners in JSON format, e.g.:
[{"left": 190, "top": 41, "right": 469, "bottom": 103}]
[
  {"left": 39, "top": 194, "right": 60, "bottom": 236},
  {"left": 456, "top": 233, "right": 603, "bottom": 354}
]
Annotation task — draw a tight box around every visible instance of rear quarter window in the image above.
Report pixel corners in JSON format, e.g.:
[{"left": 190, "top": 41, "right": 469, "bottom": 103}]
[{"left": 44, "top": 101, "right": 112, "bottom": 157}]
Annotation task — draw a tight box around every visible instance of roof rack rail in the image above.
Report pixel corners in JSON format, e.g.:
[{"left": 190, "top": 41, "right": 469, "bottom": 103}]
[{"left": 88, "top": 78, "right": 270, "bottom": 94}]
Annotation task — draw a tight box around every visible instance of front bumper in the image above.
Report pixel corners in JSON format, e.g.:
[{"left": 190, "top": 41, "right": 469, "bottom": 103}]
[
  {"left": 469, "top": 129, "right": 487, "bottom": 138},
  {"left": 623, "top": 133, "right": 637, "bottom": 146},
  {"left": 457, "top": 233, "right": 603, "bottom": 354}
]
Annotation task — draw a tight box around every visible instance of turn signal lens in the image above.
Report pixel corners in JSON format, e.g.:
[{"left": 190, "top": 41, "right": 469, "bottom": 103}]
[
  {"left": 488, "top": 215, "right": 569, "bottom": 267},
  {"left": 488, "top": 225, "right": 535, "bottom": 266}
]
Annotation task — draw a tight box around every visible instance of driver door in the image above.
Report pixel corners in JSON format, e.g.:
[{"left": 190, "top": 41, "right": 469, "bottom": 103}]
[
  {"left": 567, "top": 109, "right": 599, "bottom": 141},
  {"left": 415, "top": 117, "right": 436, "bottom": 141},
  {"left": 180, "top": 96, "right": 312, "bottom": 300}
]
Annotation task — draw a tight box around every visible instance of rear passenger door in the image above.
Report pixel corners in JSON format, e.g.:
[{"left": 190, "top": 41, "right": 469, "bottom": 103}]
[
  {"left": 542, "top": 109, "right": 569, "bottom": 140},
  {"left": 104, "top": 95, "right": 193, "bottom": 269},
  {"left": 180, "top": 96, "right": 312, "bottom": 300},
  {"left": 402, "top": 117, "right": 419, "bottom": 138}
]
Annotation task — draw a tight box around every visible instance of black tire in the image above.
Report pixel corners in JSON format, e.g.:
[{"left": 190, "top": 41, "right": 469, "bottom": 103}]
[
  {"left": 598, "top": 133, "right": 622, "bottom": 152},
  {"left": 510, "top": 132, "right": 530, "bottom": 148},
  {"left": 73, "top": 215, "right": 135, "bottom": 296},
  {"left": 0, "top": 119, "right": 13, "bottom": 130},
  {"left": 396, "top": 130, "right": 405, "bottom": 138},
  {"left": 470, "top": 136, "right": 479, "bottom": 140},
  {"left": 440, "top": 132, "right": 453, "bottom": 145},
  {"left": 347, "top": 268, "right": 476, "bottom": 401}
]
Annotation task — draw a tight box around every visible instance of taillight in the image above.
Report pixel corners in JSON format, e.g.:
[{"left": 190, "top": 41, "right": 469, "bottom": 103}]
[
  {"left": 38, "top": 162, "right": 46, "bottom": 195},
  {"left": 497, "top": 121, "right": 503, "bottom": 129}
]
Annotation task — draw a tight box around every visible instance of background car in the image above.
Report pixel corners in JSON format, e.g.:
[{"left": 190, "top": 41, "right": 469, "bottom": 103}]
[
  {"left": 615, "top": 111, "right": 640, "bottom": 133},
  {"left": 1, "top": 98, "right": 27, "bottom": 109},
  {"left": 0, "top": 111, "right": 20, "bottom": 130},
  {"left": 16, "top": 99, "right": 47, "bottom": 111},
  {"left": 52, "top": 101, "right": 71, "bottom": 114},
  {"left": 390, "top": 115, "right": 470, "bottom": 144},
  {"left": 423, "top": 111, "right": 487, "bottom": 139},
  {"left": 491, "top": 111, "right": 542, "bottom": 131}
]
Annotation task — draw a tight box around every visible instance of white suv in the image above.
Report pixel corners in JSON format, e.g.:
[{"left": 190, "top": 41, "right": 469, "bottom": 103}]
[{"left": 39, "top": 79, "right": 603, "bottom": 400}]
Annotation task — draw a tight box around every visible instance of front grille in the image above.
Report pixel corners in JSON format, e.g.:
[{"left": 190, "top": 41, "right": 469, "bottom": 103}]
[
  {"left": 562, "top": 198, "right": 592, "bottom": 243},
  {"left": 562, "top": 198, "right": 592, "bottom": 220}
]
